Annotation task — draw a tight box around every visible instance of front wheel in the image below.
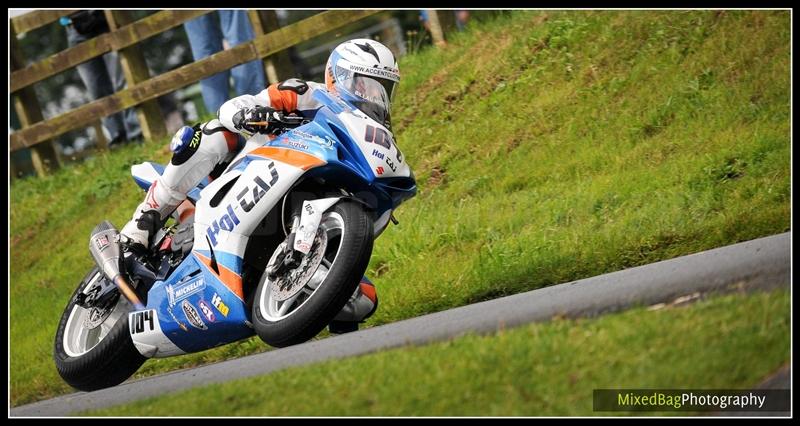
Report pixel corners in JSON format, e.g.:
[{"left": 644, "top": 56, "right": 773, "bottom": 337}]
[
  {"left": 252, "top": 200, "right": 374, "bottom": 347},
  {"left": 53, "top": 267, "right": 147, "bottom": 391}
]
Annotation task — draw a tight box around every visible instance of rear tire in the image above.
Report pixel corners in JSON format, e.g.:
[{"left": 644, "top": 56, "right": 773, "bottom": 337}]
[
  {"left": 53, "top": 267, "right": 147, "bottom": 391},
  {"left": 252, "top": 200, "right": 373, "bottom": 347}
]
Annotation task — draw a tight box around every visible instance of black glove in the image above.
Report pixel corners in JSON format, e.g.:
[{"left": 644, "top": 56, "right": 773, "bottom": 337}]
[{"left": 233, "top": 106, "right": 280, "bottom": 135}]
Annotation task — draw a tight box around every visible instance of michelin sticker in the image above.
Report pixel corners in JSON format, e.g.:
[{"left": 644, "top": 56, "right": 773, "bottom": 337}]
[{"left": 167, "top": 277, "right": 206, "bottom": 307}]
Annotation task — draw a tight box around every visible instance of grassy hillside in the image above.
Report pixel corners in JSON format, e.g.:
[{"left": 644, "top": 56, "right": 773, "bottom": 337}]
[
  {"left": 87, "top": 289, "right": 790, "bottom": 416},
  {"left": 10, "top": 10, "right": 790, "bottom": 406}
]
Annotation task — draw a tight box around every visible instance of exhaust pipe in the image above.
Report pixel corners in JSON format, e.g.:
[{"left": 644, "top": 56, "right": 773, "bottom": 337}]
[{"left": 89, "top": 221, "right": 145, "bottom": 310}]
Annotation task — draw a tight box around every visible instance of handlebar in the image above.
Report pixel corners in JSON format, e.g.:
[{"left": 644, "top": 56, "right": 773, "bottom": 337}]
[{"left": 245, "top": 111, "right": 309, "bottom": 133}]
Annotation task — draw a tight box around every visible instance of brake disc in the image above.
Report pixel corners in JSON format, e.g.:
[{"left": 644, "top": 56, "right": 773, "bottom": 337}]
[
  {"left": 83, "top": 305, "right": 113, "bottom": 329},
  {"left": 269, "top": 229, "right": 328, "bottom": 302}
]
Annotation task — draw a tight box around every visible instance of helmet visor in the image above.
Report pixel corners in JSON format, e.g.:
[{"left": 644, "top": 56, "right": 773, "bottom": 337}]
[{"left": 334, "top": 64, "right": 397, "bottom": 126}]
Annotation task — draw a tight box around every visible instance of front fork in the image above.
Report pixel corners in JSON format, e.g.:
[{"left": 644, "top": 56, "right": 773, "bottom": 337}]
[{"left": 267, "top": 197, "right": 341, "bottom": 280}]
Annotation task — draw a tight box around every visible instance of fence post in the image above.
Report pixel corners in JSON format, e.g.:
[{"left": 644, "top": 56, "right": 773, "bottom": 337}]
[
  {"left": 377, "top": 14, "right": 406, "bottom": 56},
  {"left": 104, "top": 10, "right": 168, "bottom": 142},
  {"left": 10, "top": 27, "right": 62, "bottom": 177},
  {"left": 426, "top": 10, "right": 457, "bottom": 47},
  {"left": 92, "top": 120, "right": 109, "bottom": 151},
  {"left": 247, "top": 10, "right": 296, "bottom": 84}
]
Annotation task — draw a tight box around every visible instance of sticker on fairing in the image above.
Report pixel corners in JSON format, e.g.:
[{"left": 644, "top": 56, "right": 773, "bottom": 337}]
[
  {"left": 182, "top": 300, "right": 208, "bottom": 330},
  {"left": 294, "top": 201, "right": 322, "bottom": 254},
  {"left": 293, "top": 198, "right": 339, "bottom": 254},
  {"left": 129, "top": 310, "right": 185, "bottom": 358},
  {"left": 211, "top": 292, "right": 230, "bottom": 317},
  {"left": 166, "top": 277, "right": 206, "bottom": 307},
  {"left": 198, "top": 300, "right": 216, "bottom": 323}
]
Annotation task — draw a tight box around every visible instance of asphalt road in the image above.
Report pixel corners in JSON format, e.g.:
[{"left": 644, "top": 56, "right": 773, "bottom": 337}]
[{"left": 10, "top": 232, "right": 790, "bottom": 417}]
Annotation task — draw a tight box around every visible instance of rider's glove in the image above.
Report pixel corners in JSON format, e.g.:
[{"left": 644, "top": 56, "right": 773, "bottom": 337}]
[{"left": 232, "top": 106, "right": 280, "bottom": 135}]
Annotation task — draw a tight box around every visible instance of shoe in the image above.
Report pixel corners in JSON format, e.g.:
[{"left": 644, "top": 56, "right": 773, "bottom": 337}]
[
  {"left": 328, "top": 320, "right": 359, "bottom": 334},
  {"left": 108, "top": 136, "right": 127, "bottom": 151},
  {"left": 120, "top": 210, "right": 162, "bottom": 253},
  {"left": 108, "top": 128, "right": 128, "bottom": 144},
  {"left": 332, "top": 280, "right": 378, "bottom": 323}
]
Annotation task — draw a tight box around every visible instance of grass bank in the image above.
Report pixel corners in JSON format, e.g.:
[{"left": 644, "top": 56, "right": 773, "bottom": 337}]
[{"left": 86, "top": 289, "right": 790, "bottom": 416}]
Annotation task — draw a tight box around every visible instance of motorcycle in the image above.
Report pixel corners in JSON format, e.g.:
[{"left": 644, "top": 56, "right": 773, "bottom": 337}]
[{"left": 53, "top": 89, "right": 416, "bottom": 391}]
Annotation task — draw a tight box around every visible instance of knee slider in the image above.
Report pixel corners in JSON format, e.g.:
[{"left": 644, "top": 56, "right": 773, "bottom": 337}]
[
  {"left": 169, "top": 120, "right": 240, "bottom": 166},
  {"left": 170, "top": 124, "right": 203, "bottom": 166}
]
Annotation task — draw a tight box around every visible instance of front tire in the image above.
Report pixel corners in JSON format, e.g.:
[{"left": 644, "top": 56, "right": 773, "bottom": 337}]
[
  {"left": 252, "top": 200, "right": 374, "bottom": 347},
  {"left": 53, "top": 267, "right": 147, "bottom": 391}
]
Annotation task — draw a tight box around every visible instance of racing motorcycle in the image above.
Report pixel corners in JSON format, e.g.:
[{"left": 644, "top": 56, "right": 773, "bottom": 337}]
[{"left": 53, "top": 89, "right": 416, "bottom": 391}]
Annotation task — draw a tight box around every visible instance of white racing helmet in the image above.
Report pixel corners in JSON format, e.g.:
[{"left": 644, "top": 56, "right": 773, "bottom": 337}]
[{"left": 325, "top": 38, "right": 400, "bottom": 128}]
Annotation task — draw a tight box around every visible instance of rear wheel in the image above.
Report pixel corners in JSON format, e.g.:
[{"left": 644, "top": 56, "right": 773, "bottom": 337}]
[
  {"left": 53, "top": 267, "right": 146, "bottom": 391},
  {"left": 252, "top": 200, "right": 373, "bottom": 347}
]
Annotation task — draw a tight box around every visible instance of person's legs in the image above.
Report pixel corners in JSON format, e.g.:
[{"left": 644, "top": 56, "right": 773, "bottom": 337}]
[
  {"left": 184, "top": 13, "right": 231, "bottom": 114},
  {"left": 455, "top": 10, "right": 470, "bottom": 31},
  {"left": 218, "top": 10, "right": 266, "bottom": 96},
  {"left": 120, "top": 119, "right": 242, "bottom": 250},
  {"left": 103, "top": 51, "right": 142, "bottom": 141},
  {"left": 68, "top": 26, "right": 127, "bottom": 143}
]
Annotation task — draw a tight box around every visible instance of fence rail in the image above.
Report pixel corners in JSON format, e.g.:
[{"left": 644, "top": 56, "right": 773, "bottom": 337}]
[
  {"left": 11, "top": 10, "right": 73, "bottom": 34},
  {"left": 10, "top": 10, "right": 211, "bottom": 93},
  {"left": 9, "top": 9, "right": 456, "bottom": 178}
]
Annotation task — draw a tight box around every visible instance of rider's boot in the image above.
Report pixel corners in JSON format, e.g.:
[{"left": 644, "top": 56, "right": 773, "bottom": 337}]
[
  {"left": 119, "top": 181, "right": 184, "bottom": 252},
  {"left": 329, "top": 277, "right": 378, "bottom": 334},
  {"left": 120, "top": 120, "right": 243, "bottom": 252}
]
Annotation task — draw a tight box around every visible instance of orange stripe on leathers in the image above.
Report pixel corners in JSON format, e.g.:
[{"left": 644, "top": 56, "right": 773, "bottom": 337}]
[
  {"left": 249, "top": 146, "right": 326, "bottom": 170},
  {"left": 268, "top": 83, "right": 298, "bottom": 112},
  {"left": 194, "top": 252, "right": 244, "bottom": 300}
]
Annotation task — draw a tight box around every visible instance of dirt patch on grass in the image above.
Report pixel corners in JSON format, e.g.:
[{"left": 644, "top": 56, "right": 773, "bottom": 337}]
[
  {"left": 444, "top": 79, "right": 477, "bottom": 105},
  {"left": 533, "top": 12, "right": 550, "bottom": 26},
  {"left": 426, "top": 166, "right": 447, "bottom": 188},
  {"left": 506, "top": 137, "right": 522, "bottom": 153},
  {"left": 412, "top": 21, "right": 519, "bottom": 110}
]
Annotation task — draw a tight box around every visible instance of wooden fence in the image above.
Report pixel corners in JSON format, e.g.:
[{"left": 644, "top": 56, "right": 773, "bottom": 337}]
[{"left": 9, "top": 9, "right": 457, "bottom": 178}]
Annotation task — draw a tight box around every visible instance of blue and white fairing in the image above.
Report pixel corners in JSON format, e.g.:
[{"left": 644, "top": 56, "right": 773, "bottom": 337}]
[{"left": 127, "top": 87, "right": 416, "bottom": 357}]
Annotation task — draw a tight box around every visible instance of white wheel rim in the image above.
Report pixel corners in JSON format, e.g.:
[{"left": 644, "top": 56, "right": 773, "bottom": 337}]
[
  {"left": 62, "top": 271, "right": 131, "bottom": 358},
  {"left": 259, "top": 211, "right": 345, "bottom": 322}
]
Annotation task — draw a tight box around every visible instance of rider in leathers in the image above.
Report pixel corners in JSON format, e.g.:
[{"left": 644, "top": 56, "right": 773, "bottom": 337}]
[{"left": 120, "top": 39, "right": 401, "bottom": 332}]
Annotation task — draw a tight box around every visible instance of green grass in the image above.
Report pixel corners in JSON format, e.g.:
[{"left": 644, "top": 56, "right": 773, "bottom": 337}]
[
  {"left": 10, "top": 10, "right": 790, "bottom": 406},
  {"left": 84, "top": 289, "right": 790, "bottom": 416}
]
